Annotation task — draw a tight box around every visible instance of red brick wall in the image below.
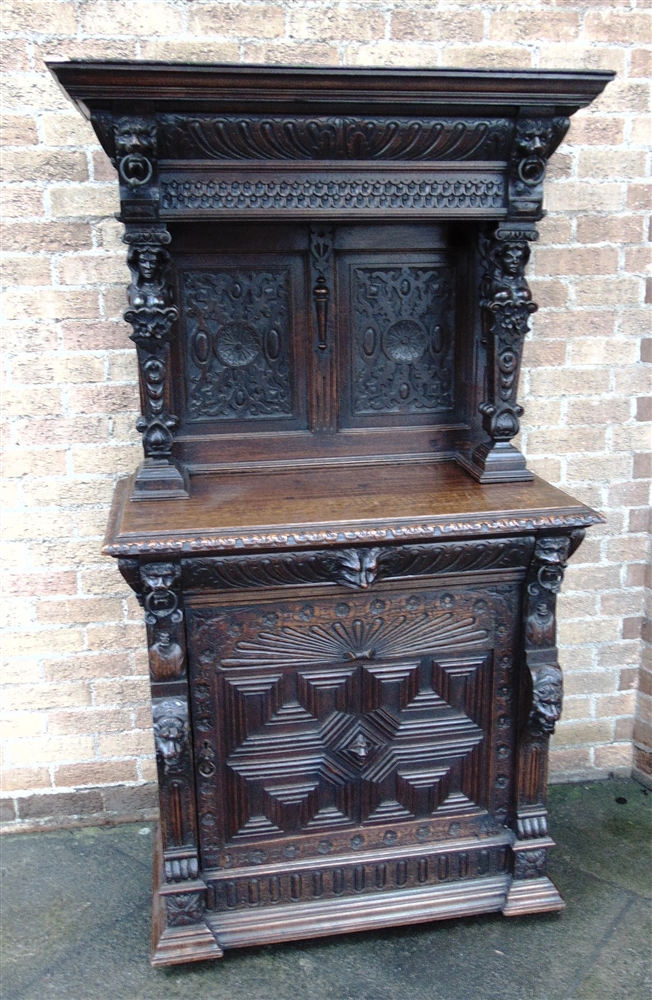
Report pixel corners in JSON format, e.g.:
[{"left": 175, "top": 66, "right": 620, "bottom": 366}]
[{"left": 1, "top": 0, "right": 650, "bottom": 829}]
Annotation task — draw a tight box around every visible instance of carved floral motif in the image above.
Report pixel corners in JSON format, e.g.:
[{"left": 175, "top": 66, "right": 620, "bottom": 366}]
[{"left": 165, "top": 891, "right": 204, "bottom": 927}]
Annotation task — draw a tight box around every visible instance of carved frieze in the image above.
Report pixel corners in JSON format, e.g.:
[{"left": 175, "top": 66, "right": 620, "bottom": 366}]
[
  {"left": 182, "top": 537, "right": 534, "bottom": 593},
  {"left": 160, "top": 175, "right": 505, "bottom": 214},
  {"left": 182, "top": 269, "right": 293, "bottom": 421},
  {"left": 157, "top": 115, "right": 514, "bottom": 162},
  {"left": 351, "top": 265, "right": 455, "bottom": 416}
]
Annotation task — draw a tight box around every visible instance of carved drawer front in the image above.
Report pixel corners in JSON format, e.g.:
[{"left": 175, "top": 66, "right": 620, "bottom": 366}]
[{"left": 187, "top": 584, "right": 519, "bottom": 871}]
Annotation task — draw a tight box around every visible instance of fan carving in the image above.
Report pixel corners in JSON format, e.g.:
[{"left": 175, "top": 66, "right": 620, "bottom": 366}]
[{"left": 223, "top": 612, "right": 487, "bottom": 668}]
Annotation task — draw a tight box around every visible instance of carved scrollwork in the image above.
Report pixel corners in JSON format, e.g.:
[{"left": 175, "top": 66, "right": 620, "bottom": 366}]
[{"left": 153, "top": 697, "right": 189, "bottom": 773}]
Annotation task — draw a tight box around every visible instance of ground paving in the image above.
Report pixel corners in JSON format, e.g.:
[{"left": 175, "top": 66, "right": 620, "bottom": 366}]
[{"left": 1, "top": 778, "right": 650, "bottom": 1000}]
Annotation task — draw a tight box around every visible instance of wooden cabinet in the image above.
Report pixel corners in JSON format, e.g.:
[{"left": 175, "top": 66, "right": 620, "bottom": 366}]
[{"left": 50, "top": 62, "right": 612, "bottom": 966}]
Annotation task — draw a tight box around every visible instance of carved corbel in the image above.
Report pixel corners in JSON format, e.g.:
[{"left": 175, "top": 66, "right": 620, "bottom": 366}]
[
  {"left": 113, "top": 116, "right": 159, "bottom": 221},
  {"left": 507, "top": 117, "right": 569, "bottom": 221},
  {"left": 460, "top": 222, "right": 538, "bottom": 483}
]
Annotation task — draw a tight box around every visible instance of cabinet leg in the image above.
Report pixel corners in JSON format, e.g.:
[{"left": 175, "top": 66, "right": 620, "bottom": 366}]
[
  {"left": 502, "top": 837, "right": 565, "bottom": 917},
  {"left": 150, "top": 823, "right": 223, "bottom": 967}
]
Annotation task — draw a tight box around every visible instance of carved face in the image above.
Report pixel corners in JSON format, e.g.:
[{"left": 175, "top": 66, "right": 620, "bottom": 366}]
[
  {"left": 499, "top": 243, "right": 527, "bottom": 276},
  {"left": 516, "top": 121, "right": 553, "bottom": 158},
  {"left": 153, "top": 698, "right": 188, "bottom": 765},
  {"left": 536, "top": 536, "right": 570, "bottom": 565},
  {"left": 114, "top": 119, "right": 156, "bottom": 159},
  {"left": 533, "top": 665, "right": 563, "bottom": 731},
  {"left": 136, "top": 247, "right": 160, "bottom": 281},
  {"left": 142, "top": 563, "right": 178, "bottom": 592}
]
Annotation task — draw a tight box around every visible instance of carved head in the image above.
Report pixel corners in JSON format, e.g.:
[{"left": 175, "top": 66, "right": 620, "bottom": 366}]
[
  {"left": 535, "top": 536, "right": 570, "bottom": 565},
  {"left": 141, "top": 562, "right": 179, "bottom": 593},
  {"left": 129, "top": 245, "right": 166, "bottom": 283},
  {"left": 114, "top": 118, "right": 157, "bottom": 159},
  {"left": 497, "top": 241, "right": 529, "bottom": 276},
  {"left": 532, "top": 664, "right": 563, "bottom": 733},
  {"left": 153, "top": 698, "right": 188, "bottom": 765},
  {"left": 515, "top": 120, "right": 554, "bottom": 159}
]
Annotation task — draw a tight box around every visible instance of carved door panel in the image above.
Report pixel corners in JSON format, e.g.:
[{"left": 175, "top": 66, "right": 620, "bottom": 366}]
[
  {"left": 187, "top": 583, "right": 519, "bottom": 871},
  {"left": 173, "top": 234, "right": 309, "bottom": 435},
  {"left": 336, "top": 247, "right": 458, "bottom": 427}
]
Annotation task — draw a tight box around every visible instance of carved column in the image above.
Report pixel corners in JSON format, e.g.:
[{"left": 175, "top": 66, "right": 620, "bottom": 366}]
[
  {"left": 112, "top": 116, "right": 188, "bottom": 499},
  {"left": 119, "top": 558, "right": 221, "bottom": 962},
  {"left": 504, "top": 530, "right": 584, "bottom": 915},
  {"left": 465, "top": 221, "right": 538, "bottom": 482},
  {"left": 462, "top": 116, "right": 569, "bottom": 483}
]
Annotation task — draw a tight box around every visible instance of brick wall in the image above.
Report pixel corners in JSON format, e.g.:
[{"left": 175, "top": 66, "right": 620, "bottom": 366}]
[{"left": 1, "top": 0, "right": 650, "bottom": 830}]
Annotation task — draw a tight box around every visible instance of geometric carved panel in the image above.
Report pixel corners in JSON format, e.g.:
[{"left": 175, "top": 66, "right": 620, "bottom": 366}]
[
  {"left": 220, "top": 651, "right": 488, "bottom": 841},
  {"left": 182, "top": 268, "right": 293, "bottom": 421},
  {"left": 350, "top": 264, "right": 455, "bottom": 416},
  {"left": 188, "top": 588, "right": 511, "bottom": 860}
]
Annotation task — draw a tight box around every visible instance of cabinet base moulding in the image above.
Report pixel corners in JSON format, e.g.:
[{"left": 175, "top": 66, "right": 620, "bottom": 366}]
[{"left": 502, "top": 876, "right": 565, "bottom": 917}]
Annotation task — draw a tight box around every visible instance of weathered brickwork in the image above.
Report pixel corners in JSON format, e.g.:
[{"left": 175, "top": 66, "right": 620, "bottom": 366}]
[{"left": 1, "top": 0, "right": 650, "bottom": 829}]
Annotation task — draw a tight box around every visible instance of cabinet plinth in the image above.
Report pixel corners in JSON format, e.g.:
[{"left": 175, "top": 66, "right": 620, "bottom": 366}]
[{"left": 48, "top": 61, "right": 613, "bottom": 966}]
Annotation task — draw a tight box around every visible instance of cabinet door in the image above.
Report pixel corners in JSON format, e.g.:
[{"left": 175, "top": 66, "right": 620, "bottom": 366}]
[{"left": 187, "top": 583, "right": 518, "bottom": 871}]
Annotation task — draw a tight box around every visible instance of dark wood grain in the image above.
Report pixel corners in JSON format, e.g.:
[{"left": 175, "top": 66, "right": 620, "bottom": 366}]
[{"left": 49, "top": 62, "right": 612, "bottom": 967}]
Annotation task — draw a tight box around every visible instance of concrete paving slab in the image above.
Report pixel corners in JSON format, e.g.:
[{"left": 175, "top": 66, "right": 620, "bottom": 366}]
[{"left": 1, "top": 779, "right": 650, "bottom": 1000}]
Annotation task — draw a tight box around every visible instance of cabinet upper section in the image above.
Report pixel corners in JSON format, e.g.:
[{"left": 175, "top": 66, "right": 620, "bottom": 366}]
[{"left": 49, "top": 63, "right": 613, "bottom": 222}]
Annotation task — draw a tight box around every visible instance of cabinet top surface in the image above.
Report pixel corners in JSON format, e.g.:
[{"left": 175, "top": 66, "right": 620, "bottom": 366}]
[
  {"left": 48, "top": 61, "right": 614, "bottom": 117},
  {"left": 104, "top": 463, "right": 603, "bottom": 557}
]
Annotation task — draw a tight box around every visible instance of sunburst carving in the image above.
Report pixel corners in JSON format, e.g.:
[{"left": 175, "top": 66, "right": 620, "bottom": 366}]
[{"left": 223, "top": 612, "right": 487, "bottom": 668}]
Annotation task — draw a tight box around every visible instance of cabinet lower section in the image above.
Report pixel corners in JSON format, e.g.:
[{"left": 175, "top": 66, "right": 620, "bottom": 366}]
[{"left": 117, "top": 528, "right": 585, "bottom": 966}]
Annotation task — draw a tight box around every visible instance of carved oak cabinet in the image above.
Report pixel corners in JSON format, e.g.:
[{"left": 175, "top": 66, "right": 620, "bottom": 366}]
[{"left": 50, "top": 63, "right": 612, "bottom": 966}]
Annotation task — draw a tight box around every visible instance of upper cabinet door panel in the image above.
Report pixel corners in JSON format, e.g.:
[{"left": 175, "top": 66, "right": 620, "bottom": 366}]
[
  {"left": 337, "top": 249, "right": 458, "bottom": 428},
  {"left": 176, "top": 251, "right": 308, "bottom": 433}
]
